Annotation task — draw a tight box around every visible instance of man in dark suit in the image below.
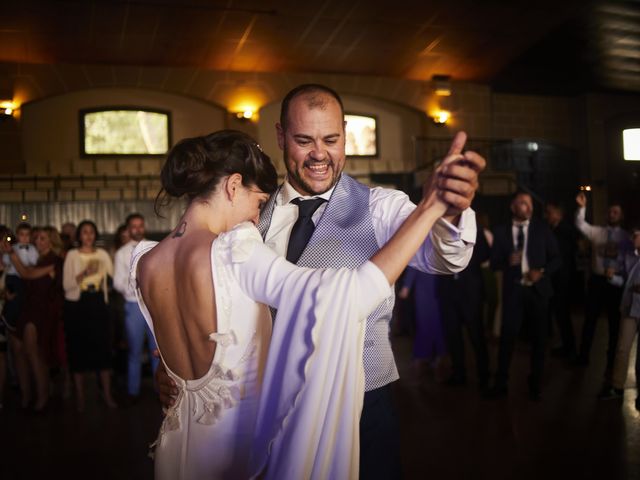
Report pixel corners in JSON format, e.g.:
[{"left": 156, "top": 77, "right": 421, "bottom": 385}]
[{"left": 489, "top": 191, "right": 561, "bottom": 400}]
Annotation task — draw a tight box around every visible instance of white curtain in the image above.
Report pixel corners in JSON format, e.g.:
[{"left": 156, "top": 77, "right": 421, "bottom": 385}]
[{"left": 0, "top": 200, "right": 186, "bottom": 237}]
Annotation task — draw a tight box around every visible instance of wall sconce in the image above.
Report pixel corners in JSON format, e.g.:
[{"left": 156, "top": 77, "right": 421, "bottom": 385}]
[
  {"left": 1, "top": 100, "right": 17, "bottom": 117},
  {"left": 235, "top": 109, "right": 255, "bottom": 121},
  {"left": 431, "top": 110, "right": 451, "bottom": 125},
  {"left": 432, "top": 75, "right": 452, "bottom": 97}
]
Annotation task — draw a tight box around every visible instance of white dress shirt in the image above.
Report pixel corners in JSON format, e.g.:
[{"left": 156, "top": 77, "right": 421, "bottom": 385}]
[
  {"left": 511, "top": 219, "right": 531, "bottom": 275},
  {"left": 575, "top": 206, "right": 629, "bottom": 276},
  {"left": 264, "top": 179, "right": 476, "bottom": 274},
  {"left": 114, "top": 240, "right": 142, "bottom": 302}
]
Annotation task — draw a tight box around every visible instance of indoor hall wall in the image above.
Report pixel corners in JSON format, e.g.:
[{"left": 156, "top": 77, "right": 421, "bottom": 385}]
[
  {"left": 3, "top": 62, "right": 586, "bottom": 177},
  {"left": 489, "top": 93, "right": 577, "bottom": 147},
  {"left": 21, "top": 88, "right": 226, "bottom": 175},
  {"left": 8, "top": 62, "right": 640, "bottom": 205}
]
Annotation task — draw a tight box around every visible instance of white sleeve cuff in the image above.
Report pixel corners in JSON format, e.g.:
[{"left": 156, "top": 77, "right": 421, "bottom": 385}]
[{"left": 433, "top": 208, "right": 477, "bottom": 245}]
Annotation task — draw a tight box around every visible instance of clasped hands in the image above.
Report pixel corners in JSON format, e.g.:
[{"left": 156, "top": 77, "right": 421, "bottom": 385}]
[{"left": 421, "top": 131, "right": 486, "bottom": 224}]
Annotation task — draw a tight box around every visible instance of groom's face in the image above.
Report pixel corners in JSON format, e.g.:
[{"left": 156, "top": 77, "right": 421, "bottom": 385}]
[{"left": 277, "top": 94, "right": 346, "bottom": 196}]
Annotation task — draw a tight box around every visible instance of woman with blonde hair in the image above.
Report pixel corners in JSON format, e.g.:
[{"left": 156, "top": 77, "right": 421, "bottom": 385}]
[{"left": 2, "top": 226, "right": 65, "bottom": 411}]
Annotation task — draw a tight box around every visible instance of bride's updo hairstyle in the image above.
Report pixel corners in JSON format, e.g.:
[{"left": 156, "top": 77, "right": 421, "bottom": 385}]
[{"left": 155, "top": 130, "right": 278, "bottom": 214}]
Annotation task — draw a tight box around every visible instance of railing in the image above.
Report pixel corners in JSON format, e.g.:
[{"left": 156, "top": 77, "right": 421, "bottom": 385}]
[
  {"left": 0, "top": 174, "right": 163, "bottom": 203},
  {"left": 413, "top": 136, "right": 580, "bottom": 200},
  {"left": 0, "top": 137, "right": 579, "bottom": 204}
]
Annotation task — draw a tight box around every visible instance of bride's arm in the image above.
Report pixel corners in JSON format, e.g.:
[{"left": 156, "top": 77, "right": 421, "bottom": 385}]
[{"left": 229, "top": 141, "right": 483, "bottom": 310}]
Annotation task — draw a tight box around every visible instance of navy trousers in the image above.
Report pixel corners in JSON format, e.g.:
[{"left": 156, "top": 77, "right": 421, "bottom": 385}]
[{"left": 359, "top": 383, "right": 403, "bottom": 479}]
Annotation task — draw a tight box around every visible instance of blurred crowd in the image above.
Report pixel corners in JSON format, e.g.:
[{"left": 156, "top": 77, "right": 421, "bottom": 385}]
[
  {"left": 0, "top": 190, "right": 638, "bottom": 416},
  {"left": 0, "top": 214, "right": 158, "bottom": 413},
  {"left": 396, "top": 190, "right": 640, "bottom": 406}
]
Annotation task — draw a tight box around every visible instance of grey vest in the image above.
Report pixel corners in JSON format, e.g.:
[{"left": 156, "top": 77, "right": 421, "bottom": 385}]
[{"left": 258, "top": 174, "right": 399, "bottom": 391}]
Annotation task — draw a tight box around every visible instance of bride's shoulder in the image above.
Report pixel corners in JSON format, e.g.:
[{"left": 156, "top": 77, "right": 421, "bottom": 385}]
[
  {"left": 132, "top": 240, "right": 158, "bottom": 257},
  {"left": 214, "top": 222, "right": 264, "bottom": 263}
]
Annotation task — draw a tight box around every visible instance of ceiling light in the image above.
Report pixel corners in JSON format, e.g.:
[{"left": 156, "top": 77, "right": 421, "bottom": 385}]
[{"left": 432, "top": 75, "right": 452, "bottom": 96}]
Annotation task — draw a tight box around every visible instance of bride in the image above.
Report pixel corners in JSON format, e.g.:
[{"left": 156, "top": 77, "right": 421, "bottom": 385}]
[{"left": 133, "top": 129, "right": 477, "bottom": 479}]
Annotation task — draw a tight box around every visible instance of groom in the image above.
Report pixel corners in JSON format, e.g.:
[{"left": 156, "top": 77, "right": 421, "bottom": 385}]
[{"left": 160, "top": 84, "right": 485, "bottom": 479}]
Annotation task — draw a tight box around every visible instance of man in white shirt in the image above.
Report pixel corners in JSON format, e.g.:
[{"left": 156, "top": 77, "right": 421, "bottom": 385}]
[
  {"left": 114, "top": 213, "right": 159, "bottom": 403},
  {"left": 159, "top": 84, "right": 484, "bottom": 478},
  {"left": 574, "top": 192, "right": 632, "bottom": 382}
]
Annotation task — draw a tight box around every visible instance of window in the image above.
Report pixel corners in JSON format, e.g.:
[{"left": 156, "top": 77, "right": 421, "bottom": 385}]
[
  {"left": 80, "top": 108, "right": 171, "bottom": 157},
  {"left": 345, "top": 114, "right": 378, "bottom": 157},
  {"left": 623, "top": 128, "right": 640, "bottom": 161}
]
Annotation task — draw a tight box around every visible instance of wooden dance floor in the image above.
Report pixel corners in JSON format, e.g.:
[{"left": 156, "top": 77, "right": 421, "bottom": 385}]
[{"left": 2, "top": 310, "right": 639, "bottom": 480}]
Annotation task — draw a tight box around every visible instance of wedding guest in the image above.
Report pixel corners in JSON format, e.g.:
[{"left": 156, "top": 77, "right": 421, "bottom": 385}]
[
  {"left": 62, "top": 220, "right": 116, "bottom": 411},
  {"left": 598, "top": 227, "right": 640, "bottom": 409},
  {"left": 398, "top": 268, "right": 448, "bottom": 382},
  {"left": 574, "top": 192, "right": 632, "bottom": 384},
  {"left": 1, "top": 223, "right": 38, "bottom": 332},
  {"left": 114, "top": 214, "right": 159, "bottom": 404},
  {"left": 2, "top": 226, "right": 64, "bottom": 411},
  {"left": 488, "top": 192, "right": 561, "bottom": 401}
]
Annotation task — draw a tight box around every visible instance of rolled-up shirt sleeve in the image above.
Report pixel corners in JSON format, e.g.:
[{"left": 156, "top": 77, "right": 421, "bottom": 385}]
[{"left": 370, "top": 187, "right": 476, "bottom": 274}]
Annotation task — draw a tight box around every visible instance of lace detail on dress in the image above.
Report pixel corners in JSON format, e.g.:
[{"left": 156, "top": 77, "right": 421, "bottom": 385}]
[
  {"left": 148, "top": 389, "right": 185, "bottom": 459},
  {"left": 148, "top": 329, "right": 260, "bottom": 459},
  {"left": 195, "top": 373, "right": 242, "bottom": 425}
]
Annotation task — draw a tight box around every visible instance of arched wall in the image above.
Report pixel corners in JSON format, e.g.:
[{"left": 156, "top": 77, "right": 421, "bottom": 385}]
[{"left": 21, "top": 87, "right": 226, "bottom": 175}]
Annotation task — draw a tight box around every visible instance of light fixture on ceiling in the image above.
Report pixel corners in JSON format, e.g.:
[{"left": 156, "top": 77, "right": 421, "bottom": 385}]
[{"left": 432, "top": 74, "right": 452, "bottom": 96}]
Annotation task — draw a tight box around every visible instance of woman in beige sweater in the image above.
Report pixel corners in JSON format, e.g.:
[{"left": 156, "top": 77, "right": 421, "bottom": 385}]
[{"left": 63, "top": 220, "right": 116, "bottom": 412}]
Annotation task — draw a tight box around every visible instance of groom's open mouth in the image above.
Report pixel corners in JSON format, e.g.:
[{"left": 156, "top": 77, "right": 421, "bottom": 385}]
[{"left": 304, "top": 161, "right": 331, "bottom": 179}]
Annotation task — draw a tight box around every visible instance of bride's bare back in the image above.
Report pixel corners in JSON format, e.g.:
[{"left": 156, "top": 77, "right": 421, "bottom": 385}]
[{"left": 137, "top": 229, "right": 219, "bottom": 380}]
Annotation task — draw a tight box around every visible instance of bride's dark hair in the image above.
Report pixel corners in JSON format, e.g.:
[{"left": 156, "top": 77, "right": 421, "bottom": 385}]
[{"left": 155, "top": 130, "right": 278, "bottom": 215}]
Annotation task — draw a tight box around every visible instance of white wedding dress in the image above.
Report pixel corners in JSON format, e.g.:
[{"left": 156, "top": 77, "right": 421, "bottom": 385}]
[{"left": 131, "top": 222, "right": 391, "bottom": 480}]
